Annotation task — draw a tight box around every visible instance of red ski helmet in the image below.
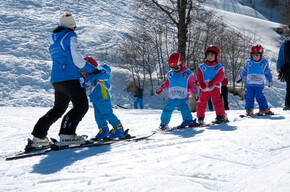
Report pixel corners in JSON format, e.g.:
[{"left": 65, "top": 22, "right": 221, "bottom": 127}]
[
  {"left": 84, "top": 56, "right": 98, "bottom": 67},
  {"left": 251, "top": 44, "right": 264, "bottom": 58},
  {"left": 135, "top": 85, "right": 139, "bottom": 90},
  {"left": 168, "top": 52, "right": 184, "bottom": 68},
  {"left": 205, "top": 45, "right": 220, "bottom": 60}
]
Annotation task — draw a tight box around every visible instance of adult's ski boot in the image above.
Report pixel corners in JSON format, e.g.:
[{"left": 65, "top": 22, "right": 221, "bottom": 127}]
[
  {"left": 25, "top": 136, "right": 51, "bottom": 152},
  {"left": 57, "top": 134, "right": 87, "bottom": 146}
]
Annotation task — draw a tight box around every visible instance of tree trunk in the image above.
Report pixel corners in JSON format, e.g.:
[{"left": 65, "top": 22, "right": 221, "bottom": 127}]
[{"left": 177, "top": 0, "right": 187, "bottom": 57}]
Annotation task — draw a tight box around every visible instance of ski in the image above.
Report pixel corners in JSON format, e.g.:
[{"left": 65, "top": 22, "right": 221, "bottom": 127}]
[
  {"left": 239, "top": 113, "right": 276, "bottom": 118},
  {"left": 5, "top": 140, "right": 112, "bottom": 161},
  {"left": 161, "top": 123, "right": 212, "bottom": 132},
  {"left": 5, "top": 147, "right": 52, "bottom": 161},
  {"left": 116, "top": 104, "right": 128, "bottom": 109},
  {"left": 5, "top": 130, "right": 155, "bottom": 161},
  {"left": 161, "top": 119, "right": 230, "bottom": 132}
]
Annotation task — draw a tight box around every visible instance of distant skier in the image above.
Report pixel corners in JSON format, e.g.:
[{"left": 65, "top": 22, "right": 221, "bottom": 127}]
[
  {"left": 236, "top": 44, "right": 273, "bottom": 116},
  {"left": 221, "top": 76, "right": 229, "bottom": 110},
  {"left": 30, "top": 13, "right": 97, "bottom": 148},
  {"left": 80, "top": 57, "right": 125, "bottom": 139},
  {"left": 277, "top": 29, "right": 290, "bottom": 110},
  {"left": 155, "top": 52, "right": 198, "bottom": 130},
  {"left": 134, "top": 85, "right": 144, "bottom": 109},
  {"left": 196, "top": 45, "right": 228, "bottom": 125}
]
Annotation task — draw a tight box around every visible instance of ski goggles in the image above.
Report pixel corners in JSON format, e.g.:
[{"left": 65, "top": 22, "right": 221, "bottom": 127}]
[
  {"left": 171, "top": 65, "right": 182, "bottom": 71},
  {"left": 206, "top": 52, "right": 216, "bottom": 56},
  {"left": 251, "top": 52, "right": 261, "bottom": 57}
]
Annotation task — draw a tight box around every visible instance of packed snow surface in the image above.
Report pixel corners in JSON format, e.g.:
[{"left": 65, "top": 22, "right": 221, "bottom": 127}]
[
  {"left": 1, "top": 107, "right": 290, "bottom": 192},
  {"left": 1, "top": 0, "right": 290, "bottom": 191}
]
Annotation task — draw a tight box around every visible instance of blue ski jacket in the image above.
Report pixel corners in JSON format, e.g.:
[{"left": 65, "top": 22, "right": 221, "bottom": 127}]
[
  {"left": 277, "top": 37, "right": 290, "bottom": 70},
  {"left": 48, "top": 26, "right": 96, "bottom": 83},
  {"left": 81, "top": 64, "right": 112, "bottom": 100},
  {"left": 239, "top": 58, "right": 272, "bottom": 88}
]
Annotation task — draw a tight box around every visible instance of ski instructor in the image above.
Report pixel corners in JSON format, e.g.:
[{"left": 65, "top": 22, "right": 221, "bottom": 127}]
[
  {"left": 30, "top": 13, "right": 97, "bottom": 148},
  {"left": 277, "top": 25, "right": 290, "bottom": 111}
]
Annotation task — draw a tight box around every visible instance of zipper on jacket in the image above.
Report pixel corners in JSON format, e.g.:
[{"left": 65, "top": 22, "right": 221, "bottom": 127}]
[{"left": 63, "top": 62, "right": 66, "bottom": 72}]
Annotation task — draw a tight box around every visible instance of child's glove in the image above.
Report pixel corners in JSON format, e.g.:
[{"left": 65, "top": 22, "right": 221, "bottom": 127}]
[
  {"left": 236, "top": 77, "right": 243, "bottom": 83},
  {"left": 199, "top": 82, "right": 206, "bottom": 90},
  {"left": 155, "top": 86, "right": 163, "bottom": 95},
  {"left": 207, "top": 81, "right": 214, "bottom": 87},
  {"left": 93, "top": 68, "right": 101, "bottom": 74},
  {"left": 268, "top": 82, "right": 273, "bottom": 88}
]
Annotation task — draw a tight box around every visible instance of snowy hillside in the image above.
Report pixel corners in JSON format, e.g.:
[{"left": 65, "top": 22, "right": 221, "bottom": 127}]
[
  {"left": 0, "top": 0, "right": 137, "bottom": 107},
  {"left": 1, "top": 0, "right": 290, "bottom": 191},
  {"left": 204, "top": 0, "right": 282, "bottom": 55},
  {"left": 1, "top": 107, "right": 290, "bottom": 192},
  {"left": 0, "top": 0, "right": 287, "bottom": 109}
]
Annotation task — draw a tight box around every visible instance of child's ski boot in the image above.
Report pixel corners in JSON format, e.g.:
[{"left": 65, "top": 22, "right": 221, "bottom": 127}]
[
  {"left": 95, "top": 125, "right": 110, "bottom": 140},
  {"left": 197, "top": 117, "right": 205, "bottom": 126},
  {"left": 109, "top": 124, "right": 125, "bottom": 139},
  {"left": 177, "top": 119, "right": 197, "bottom": 128},
  {"left": 246, "top": 110, "right": 254, "bottom": 116},
  {"left": 159, "top": 122, "right": 169, "bottom": 130},
  {"left": 214, "top": 115, "right": 228, "bottom": 124},
  {"left": 257, "top": 109, "right": 274, "bottom": 116},
  {"left": 264, "top": 109, "right": 274, "bottom": 115}
]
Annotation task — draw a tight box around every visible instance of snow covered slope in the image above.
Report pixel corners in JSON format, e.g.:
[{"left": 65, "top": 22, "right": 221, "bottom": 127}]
[
  {"left": 0, "top": 0, "right": 136, "bottom": 107},
  {"left": 1, "top": 107, "right": 290, "bottom": 192},
  {"left": 0, "top": 0, "right": 286, "bottom": 109},
  {"left": 1, "top": 1, "right": 290, "bottom": 191},
  {"left": 204, "top": 0, "right": 282, "bottom": 54}
]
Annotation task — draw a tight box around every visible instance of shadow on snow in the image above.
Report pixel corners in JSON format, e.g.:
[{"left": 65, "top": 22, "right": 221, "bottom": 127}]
[
  {"left": 166, "top": 123, "right": 238, "bottom": 138},
  {"left": 31, "top": 144, "right": 111, "bottom": 175}
]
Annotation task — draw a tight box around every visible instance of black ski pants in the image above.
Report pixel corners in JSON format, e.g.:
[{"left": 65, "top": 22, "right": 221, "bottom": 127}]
[
  {"left": 286, "top": 77, "right": 290, "bottom": 107},
  {"left": 221, "top": 86, "right": 229, "bottom": 110},
  {"left": 32, "top": 80, "right": 89, "bottom": 139},
  {"left": 285, "top": 63, "right": 290, "bottom": 107}
]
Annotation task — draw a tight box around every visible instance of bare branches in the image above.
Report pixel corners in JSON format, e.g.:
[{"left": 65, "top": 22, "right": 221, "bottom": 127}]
[
  {"left": 116, "top": 0, "right": 255, "bottom": 98},
  {"left": 151, "top": 0, "right": 178, "bottom": 26}
]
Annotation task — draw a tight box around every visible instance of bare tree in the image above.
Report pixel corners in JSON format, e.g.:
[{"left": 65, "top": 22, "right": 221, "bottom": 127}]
[
  {"left": 281, "top": 0, "right": 290, "bottom": 25},
  {"left": 186, "top": 10, "right": 254, "bottom": 97},
  {"left": 116, "top": 37, "right": 142, "bottom": 87},
  {"left": 137, "top": 0, "right": 205, "bottom": 58},
  {"left": 117, "top": 0, "right": 255, "bottom": 100}
]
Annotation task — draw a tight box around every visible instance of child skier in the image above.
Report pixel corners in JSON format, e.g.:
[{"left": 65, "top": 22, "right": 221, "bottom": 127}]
[
  {"left": 134, "top": 85, "right": 144, "bottom": 109},
  {"left": 155, "top": 52, "right": 198, "bottom": 130},
  {"left": 236, "top": 44, "right": 273, "bottom": 116},
  {"left": 80, "top": 57, "right": 125, "bottom": 139},
  {"left": 196, "top": 45, "right": 228, "bottom": 125}
]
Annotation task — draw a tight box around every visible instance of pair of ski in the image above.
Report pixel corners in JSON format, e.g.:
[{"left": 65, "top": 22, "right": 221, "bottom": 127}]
[
  {"left": 161, "top": 118, "right": 230, "bottom": 132},
  {"left": 239, "top": 112, "right": 276, "bottom": 118},
  {"left": 161, "top": 123, "right": 213, "bottom": 132},
  {"left": 5, "top": 122, "right": 224, "bottom": 161},
  {"left": 5, "top": 129, "right": 156, "bottom": 161}
]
